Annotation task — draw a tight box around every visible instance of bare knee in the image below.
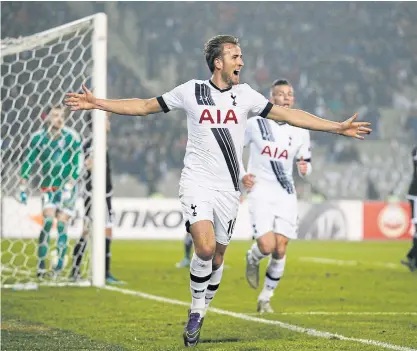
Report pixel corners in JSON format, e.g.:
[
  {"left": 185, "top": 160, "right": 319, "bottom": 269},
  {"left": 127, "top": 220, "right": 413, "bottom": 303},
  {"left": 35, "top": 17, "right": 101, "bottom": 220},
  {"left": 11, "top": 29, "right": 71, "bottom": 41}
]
[
  {"left": 194, "top": 245, "right": 215, "bottom": 261},
  {"left": 43, "top": 208, "right": 56, "bottom": 218},
  {"left": 56, "top": 212, "right": 70, "bottom": 223},
  {"left": 191, "top": 222, "right": 216, "bottom": 261},
  {"left": 257, "top": 232, "right": 275, "bottom": 255},
  {"left": 274, "top": 234, "right": 289, "bottom": 259}
]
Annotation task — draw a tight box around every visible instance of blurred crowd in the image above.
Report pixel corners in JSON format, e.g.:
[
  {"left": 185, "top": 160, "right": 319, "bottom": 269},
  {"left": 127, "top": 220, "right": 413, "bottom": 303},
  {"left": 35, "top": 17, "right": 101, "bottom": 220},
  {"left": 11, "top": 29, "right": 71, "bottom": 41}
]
[{"left": 2, "top": 2, "right": 416, "bottom": 198}]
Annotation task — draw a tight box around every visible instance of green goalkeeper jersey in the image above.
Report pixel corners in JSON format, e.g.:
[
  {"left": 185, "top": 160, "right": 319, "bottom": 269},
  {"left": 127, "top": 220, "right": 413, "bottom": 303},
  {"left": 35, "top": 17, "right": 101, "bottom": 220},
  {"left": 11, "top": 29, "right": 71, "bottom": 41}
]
[{"left": 21, "top": 127, "right": 82, "bottom": 189}]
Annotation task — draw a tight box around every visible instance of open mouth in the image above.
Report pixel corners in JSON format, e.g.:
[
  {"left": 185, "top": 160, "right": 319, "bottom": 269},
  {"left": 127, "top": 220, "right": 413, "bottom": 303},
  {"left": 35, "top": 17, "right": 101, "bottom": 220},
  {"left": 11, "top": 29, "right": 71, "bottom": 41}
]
[
  {"left": 233, "top": 70, "right": 240, "bottom": 76},
  {"left": 283, "top": 103, "right": 290, "bottom": 108}
]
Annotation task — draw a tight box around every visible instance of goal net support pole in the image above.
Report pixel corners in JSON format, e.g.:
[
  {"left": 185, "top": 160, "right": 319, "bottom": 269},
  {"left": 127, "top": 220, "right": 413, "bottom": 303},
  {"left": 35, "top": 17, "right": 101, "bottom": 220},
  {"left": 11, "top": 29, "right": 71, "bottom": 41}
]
[{"left": 91, "top": 13, "right": 107, "bottom": 288}]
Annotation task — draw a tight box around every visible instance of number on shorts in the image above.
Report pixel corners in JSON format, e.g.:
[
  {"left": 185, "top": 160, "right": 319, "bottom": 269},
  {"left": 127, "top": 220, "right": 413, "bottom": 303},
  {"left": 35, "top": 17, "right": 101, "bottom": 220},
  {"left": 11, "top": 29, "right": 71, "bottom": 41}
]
[{"left": 227, "top": 218, "right": 237, "bottom": 238}]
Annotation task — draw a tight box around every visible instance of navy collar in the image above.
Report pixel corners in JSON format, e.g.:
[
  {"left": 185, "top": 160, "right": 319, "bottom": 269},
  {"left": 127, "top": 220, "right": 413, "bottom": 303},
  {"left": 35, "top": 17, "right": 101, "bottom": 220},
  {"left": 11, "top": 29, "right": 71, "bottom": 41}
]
[{"left": 209, "top": 80, "right": 232, "bottom": 93}]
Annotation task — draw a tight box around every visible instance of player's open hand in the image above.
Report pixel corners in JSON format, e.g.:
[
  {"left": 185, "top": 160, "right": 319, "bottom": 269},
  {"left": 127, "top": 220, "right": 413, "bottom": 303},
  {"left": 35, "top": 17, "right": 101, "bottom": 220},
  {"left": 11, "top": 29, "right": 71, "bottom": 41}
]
[
  {"left": 242, "top": 174, "right": 256, "bottom": 191},
  {"left": 65, "top": 84, "right": 97, "bottom": 111},
  {"left": 339, "top": 114, "right": 372, "bottom": 139}
]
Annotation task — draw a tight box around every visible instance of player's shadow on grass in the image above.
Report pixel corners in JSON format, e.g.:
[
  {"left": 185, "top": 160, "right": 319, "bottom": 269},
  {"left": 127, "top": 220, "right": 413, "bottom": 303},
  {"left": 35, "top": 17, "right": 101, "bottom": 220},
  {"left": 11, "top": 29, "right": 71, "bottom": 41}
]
[{"left": 200, "top": 338, "right": 241, "bottom": 344}]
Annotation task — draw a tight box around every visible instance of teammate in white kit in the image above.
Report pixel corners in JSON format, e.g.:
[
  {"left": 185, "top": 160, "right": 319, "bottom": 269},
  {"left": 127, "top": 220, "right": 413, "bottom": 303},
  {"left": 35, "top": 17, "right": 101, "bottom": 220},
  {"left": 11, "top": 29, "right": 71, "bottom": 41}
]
[
  {"left": 65, "top": 35, "right": 372, "bottom": 347},
  {"left": 242, "top": 79, "right": 311, "bottom": 313}
]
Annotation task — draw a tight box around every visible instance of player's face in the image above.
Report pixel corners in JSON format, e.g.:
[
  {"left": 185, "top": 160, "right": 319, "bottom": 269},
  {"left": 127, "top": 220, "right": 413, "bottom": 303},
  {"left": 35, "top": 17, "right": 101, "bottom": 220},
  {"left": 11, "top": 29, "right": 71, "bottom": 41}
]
[
  {"left": 49, "top": 108, "right": 65, "bottom": 130},
  {"left": 271, "top": 85, "right": 294, "bottom": 108},
  {"left": 218, "top": 44, "right": 244, "bottom": 86}
]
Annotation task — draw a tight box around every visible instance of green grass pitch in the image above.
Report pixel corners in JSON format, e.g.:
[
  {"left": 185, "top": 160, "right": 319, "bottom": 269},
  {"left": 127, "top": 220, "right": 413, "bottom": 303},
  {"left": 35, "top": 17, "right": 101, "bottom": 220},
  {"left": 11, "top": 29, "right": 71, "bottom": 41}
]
[{"left": 2, "top": 240, "right": 416, "bottom": 350}]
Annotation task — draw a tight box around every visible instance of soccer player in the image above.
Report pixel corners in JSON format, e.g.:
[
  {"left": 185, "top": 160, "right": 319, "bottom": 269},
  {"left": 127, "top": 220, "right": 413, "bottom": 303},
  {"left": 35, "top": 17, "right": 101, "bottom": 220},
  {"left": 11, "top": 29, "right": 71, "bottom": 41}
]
[
  {"left": 70, "top": 112, "right": 124, "bottom": 284},
  {"left": 17, "top": 105, "right": 81, "bottom": 278},
  {"left": 401, "top": 145, "right": 417, "bottom": 272},
  {"left": 241, "top": 79, "right": 312, "bottom": 313},
  {"left": 65, "top": 35, "right": 371, "bottom": 347},
  {"left": 176, "top": 233, "right": 193, "bottom": 268}
]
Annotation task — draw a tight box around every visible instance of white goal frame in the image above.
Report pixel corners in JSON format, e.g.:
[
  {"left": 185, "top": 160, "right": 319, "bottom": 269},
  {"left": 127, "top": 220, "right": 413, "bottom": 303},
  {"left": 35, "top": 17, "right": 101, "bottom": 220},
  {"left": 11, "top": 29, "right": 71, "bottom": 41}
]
[{"left": 1, "top": 13, "right": 108, "bottom": 289}]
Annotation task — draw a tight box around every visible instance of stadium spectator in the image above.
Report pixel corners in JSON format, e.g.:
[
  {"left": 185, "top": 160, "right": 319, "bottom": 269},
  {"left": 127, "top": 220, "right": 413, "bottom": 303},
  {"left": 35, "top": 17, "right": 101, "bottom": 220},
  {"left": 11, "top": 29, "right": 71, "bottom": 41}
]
[{"left": 2, "top": 1, "right": 416, "bottom": 199}]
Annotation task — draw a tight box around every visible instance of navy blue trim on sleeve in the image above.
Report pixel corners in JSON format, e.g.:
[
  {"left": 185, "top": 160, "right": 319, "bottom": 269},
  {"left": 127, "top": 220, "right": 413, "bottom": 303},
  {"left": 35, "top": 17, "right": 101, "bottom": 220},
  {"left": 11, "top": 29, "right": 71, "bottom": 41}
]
[
  {"left": 157, "top": 96, "right": 170, "bottom": 113},
  {"left": 259, "top": 102, "right": 273, "bottom": 118}
]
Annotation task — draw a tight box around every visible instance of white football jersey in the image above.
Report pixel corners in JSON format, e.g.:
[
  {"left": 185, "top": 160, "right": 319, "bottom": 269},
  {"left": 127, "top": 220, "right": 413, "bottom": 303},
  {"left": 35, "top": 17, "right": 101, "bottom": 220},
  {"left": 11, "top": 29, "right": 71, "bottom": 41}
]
[
  {"left": 244, "top": 116, "right": 311, "bottom": 195},
  {"left": 157, "top": 80, "right": 272, "bottom": 191}
]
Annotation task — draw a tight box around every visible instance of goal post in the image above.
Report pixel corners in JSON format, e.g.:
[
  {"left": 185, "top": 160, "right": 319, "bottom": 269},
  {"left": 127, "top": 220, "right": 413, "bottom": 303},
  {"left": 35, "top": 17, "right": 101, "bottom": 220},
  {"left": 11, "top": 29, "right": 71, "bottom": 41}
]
[
  {"left": 1, "top": 13, "right": 107, "bottom": 289},
  {"left": 91, "top": 13, "right": 107, "bottom": 288}
]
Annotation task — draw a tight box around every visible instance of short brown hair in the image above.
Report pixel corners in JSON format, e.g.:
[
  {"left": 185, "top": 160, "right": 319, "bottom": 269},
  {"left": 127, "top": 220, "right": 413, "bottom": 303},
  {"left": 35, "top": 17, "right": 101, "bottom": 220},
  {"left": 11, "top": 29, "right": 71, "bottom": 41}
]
[
  {"left": 44, "top": 104, "right": 70, "bottom": 119},
  {"left": 272, "top": 79, "right": 292, "bottom": 88},
  {"left": 204, "top": 35, "right": 240, "bottom": 73}
]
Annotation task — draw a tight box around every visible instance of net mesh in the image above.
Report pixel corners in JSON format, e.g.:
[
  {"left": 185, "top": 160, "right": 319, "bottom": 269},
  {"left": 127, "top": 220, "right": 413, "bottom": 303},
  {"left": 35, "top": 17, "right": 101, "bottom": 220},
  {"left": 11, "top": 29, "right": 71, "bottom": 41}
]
[{"left": 1, "top": 18, "right": 96, "bottom": 287}]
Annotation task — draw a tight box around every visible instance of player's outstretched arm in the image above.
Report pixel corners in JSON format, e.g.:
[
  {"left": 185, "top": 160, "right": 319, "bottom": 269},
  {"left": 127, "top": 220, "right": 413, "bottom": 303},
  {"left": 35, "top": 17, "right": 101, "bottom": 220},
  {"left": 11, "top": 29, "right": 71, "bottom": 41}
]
[
  {"left": 65, "top": 84, "right": 162, "bottom": 116},
  {"left": 266, "top": 105, "right": 372, "bottom": 140}
]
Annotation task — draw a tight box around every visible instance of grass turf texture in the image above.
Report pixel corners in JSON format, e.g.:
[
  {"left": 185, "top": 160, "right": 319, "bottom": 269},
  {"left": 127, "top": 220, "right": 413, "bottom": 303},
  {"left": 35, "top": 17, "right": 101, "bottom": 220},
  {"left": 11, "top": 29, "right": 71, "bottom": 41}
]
[{"left": 2, "top": 240, "right": 416, "bottom": 350}]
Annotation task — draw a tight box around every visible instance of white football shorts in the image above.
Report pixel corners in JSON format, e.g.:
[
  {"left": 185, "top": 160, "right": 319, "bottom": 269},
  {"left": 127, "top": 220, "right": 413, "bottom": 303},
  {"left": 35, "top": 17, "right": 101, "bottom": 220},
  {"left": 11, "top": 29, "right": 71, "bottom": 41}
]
[
  {"left": 179, "top": 183, "right": 240, "bottom": 246},
  {"left": 248, "top": 187, "right": 298, "bottom": 240}
]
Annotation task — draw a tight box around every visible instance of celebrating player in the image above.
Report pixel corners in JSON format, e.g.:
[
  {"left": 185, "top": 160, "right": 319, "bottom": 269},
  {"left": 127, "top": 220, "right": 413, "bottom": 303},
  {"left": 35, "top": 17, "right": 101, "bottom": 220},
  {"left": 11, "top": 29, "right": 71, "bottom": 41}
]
[
  {"left": 17, "top": 105, "right": 81, "bottom": 279},
  {"left": 241, "top": 79, "right": 312, "bottom": 313},
  {"left": 401, "top": 146, "right": 417, "bottom": 272},
  {"left": 65, "top": 35, "right": 371, "bottom": 347},
  {"left": 70, "top": 112, "right": 124, "bottom": 284}
]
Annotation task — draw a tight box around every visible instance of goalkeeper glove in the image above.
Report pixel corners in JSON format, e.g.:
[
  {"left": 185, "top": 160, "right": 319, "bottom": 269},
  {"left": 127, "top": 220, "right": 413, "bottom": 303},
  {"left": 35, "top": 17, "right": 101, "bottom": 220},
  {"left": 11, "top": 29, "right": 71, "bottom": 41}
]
[{"left": 16, "top": 184, "right": 28, "bottom": 205}]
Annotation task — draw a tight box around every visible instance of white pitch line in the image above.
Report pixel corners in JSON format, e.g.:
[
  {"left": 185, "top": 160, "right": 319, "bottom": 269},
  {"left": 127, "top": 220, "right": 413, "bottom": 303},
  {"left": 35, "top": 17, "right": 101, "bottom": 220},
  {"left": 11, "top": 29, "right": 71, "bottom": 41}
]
[
  {"left": 102, "top": 285, "right": 417, "bottom": 351},
  {"left": 2, "top": 280, "right": 91, "bottom": 290},
  {"left": 299, "top": 257, "right": 402, "bottom": 269},
  {"left": 1, "top": 264, "right": 32, "bottom": 276},
  {"left": 244, "top": 312, "right": 417, "bottom": 316},
  {"left": 1, "top": 265, "right": 91, "bottom": 290}
]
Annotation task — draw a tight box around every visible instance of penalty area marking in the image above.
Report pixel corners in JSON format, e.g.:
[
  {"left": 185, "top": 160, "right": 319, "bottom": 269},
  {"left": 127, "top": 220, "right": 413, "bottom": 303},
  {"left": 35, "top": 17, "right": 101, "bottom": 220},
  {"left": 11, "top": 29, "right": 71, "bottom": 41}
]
[{"left": 102, "top": 285, "right": 416, "bottom": 351}]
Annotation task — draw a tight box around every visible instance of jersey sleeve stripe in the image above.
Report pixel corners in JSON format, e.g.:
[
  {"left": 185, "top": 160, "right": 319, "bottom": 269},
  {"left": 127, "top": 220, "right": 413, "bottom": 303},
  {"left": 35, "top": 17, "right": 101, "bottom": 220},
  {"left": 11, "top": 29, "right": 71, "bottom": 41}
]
[
  {"left": 205, "top": 84, "right": 216, "bottom": 105},
  {"left": 257, "top": 118, "right": 275, "bottom": 141},
  {"left": 211, "top": 128, "right": 240, "bottom": 191},
  {"left": 157, "top": 96, "right": 170, "bottom": 113},
  {"left": 195, "top": 83, "right": 215, "bottom": 106},
  {"left": 259, "top": 102, "right": 273, "bottom": 118},
  {"left": 201, "top": 84, "right": 210, "bottom": 105},
  {"left": 270, "top": 160, "right": 294, "bottom": 194}
]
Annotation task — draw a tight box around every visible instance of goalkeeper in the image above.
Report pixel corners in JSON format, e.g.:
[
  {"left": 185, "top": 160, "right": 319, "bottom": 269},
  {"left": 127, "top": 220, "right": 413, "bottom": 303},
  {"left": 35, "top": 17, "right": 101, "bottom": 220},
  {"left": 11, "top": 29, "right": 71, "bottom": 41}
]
[{"left": 17, "top": 105, "right": 82, "bottom": 278}]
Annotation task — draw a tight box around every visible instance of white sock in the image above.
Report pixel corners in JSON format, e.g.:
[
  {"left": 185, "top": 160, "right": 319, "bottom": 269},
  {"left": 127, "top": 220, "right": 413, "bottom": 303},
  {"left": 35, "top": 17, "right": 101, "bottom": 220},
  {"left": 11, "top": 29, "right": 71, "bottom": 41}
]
[
  {"left": 249, "top": 242, "right": 268, "bottom": 263},
  {"left": 258, "top": 255, "right": 286, "bottom": 302},
  {"left": 205, "top": 263, "right": 224, "bottom": 308},
  {"left": 189, "top": 253, "right": 212, "bottom": 314}
]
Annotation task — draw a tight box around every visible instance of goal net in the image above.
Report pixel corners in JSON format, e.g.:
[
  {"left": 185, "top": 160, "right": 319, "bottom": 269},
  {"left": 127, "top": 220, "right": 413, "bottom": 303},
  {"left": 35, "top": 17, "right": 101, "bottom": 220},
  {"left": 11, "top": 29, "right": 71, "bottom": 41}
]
[{"left": 1, "top": 14, "right": 108, "bottom": 289}]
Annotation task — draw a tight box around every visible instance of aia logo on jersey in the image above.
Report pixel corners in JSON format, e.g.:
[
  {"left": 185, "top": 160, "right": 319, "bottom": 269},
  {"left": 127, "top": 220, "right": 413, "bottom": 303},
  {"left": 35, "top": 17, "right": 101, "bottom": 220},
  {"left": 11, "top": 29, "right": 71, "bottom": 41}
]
[
  {"left": 199, "top": 109, "right": 238, "bottom": 124},
  {"left": 261, "top": 145, "right": 288, "bottom": 160}
]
